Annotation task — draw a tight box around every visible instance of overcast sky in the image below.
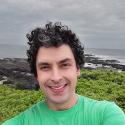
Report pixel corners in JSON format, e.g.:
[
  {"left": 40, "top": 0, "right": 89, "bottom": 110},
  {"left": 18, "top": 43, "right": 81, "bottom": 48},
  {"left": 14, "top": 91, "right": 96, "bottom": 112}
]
[{"left": 0, "top": 0, "right": 125, "bottom": 49}]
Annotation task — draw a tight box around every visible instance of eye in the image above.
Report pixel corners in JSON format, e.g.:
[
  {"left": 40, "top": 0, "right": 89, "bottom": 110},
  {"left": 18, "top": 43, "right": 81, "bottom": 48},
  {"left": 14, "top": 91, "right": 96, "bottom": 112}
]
[
  {"left": 61, "top": 63, "right": 71, "bottom": 68},
  {"left": 40, "top": 65, "right": 50, "bottom": 71}
]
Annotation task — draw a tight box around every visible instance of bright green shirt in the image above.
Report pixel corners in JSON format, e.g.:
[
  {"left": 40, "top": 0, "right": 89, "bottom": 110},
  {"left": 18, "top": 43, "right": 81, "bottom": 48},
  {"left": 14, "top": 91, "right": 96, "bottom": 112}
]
[{"left": 2, "top": 95, "right": 125, "bottom": 125}]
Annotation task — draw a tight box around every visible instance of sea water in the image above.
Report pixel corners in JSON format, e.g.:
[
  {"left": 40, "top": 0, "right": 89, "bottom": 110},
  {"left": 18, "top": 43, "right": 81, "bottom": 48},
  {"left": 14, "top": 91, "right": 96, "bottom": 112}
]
[
  {"left": 85, "top": 48, "right": 125, "bottom": 65},
  {"left": 0, "top": 44, "right": 27, "bottom": 58},
  {"left": 0, "top": 44, "right": 125, "bottom": 65}
]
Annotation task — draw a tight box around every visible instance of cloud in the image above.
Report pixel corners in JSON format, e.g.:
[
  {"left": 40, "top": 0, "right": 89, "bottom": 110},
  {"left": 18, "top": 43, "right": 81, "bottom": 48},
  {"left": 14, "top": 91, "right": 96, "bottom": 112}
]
[{"left": 0, "top": 0, "right": 125, "bottom": 49}]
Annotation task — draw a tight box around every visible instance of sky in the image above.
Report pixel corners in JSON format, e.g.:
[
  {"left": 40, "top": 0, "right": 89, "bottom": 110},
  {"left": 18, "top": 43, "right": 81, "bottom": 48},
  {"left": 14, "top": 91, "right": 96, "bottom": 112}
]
[{"left": 0, "top": 0, "right": 125, "bottom": 49}]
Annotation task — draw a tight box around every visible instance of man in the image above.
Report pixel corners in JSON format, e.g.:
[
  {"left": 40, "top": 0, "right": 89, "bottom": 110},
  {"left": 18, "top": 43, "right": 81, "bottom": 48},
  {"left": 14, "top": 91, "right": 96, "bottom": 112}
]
[{"left": 2, "top": 22, "right": 125, "bottom": 125}]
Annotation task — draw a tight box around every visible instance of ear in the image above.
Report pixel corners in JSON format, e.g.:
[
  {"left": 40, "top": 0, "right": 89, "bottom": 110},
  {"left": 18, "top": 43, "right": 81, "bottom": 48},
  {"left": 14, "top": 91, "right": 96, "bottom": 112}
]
[
  {"left": 35, "top": 77, "right": 39, "bottom": 84},
  {"left": 76, "top": 67, "right": 80, "bottom": 77},
  {"left": 35, "top": 75, "right": 38, "bottom": 81},
  {"left": 34, "top": 78, "right": 40, "bottom": 90}
]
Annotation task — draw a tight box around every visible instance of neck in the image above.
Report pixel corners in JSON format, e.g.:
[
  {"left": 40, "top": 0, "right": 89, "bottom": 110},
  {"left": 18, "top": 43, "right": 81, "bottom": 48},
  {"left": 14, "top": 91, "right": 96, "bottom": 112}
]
[{"left": 46, "top": 94, "right": 78, "bottom": 110}]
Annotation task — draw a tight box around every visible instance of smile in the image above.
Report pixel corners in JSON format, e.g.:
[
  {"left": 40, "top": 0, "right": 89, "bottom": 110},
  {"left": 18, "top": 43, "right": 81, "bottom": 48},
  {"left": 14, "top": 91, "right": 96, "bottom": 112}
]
[{"left": 48, "top": 84, "right": 68, "bottom": 93}]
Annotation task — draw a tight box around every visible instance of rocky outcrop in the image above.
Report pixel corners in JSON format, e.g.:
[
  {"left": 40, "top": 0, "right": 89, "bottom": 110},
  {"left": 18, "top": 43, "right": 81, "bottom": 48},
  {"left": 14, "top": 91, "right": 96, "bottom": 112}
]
[
  {"left": 0, "top": 56, "right": 125, "bottom": 90},
  {"left": 0, "top": 58, "right": 38, "bottom": 90},
  {"left": 84, "top": 54, "right": 125, "bottom": 71}
]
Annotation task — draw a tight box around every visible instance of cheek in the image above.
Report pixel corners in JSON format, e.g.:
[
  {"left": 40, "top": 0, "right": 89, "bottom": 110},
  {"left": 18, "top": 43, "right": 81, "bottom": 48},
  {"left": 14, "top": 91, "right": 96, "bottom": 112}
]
[
  {"left": 67, "top": 72, "right": 78, "bottom": 83},
  {"left": 37, "top": 72, "right": 48, "bottom": 85},
  {"left": 37, "top": 70, "right": 49, "bottom": 79}
]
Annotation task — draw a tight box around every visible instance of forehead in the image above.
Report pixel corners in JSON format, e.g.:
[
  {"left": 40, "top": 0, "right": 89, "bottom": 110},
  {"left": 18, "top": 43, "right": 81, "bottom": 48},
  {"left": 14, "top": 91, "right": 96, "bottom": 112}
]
[{"left": 36, "top": 44, "right": 75, "bottom": 63}]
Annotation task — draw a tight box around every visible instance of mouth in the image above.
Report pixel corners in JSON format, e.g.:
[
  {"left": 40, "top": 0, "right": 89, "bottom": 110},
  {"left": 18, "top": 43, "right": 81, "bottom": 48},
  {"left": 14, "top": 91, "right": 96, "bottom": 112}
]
[{"left": 48, "top": 84, "right": 68, "bottom": 94}]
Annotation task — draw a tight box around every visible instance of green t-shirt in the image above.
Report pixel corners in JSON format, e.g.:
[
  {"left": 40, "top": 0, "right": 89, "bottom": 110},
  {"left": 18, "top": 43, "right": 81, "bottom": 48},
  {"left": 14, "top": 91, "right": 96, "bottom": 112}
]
[{"left": 2, "top": 95, "right": 125, "bottom": 125}]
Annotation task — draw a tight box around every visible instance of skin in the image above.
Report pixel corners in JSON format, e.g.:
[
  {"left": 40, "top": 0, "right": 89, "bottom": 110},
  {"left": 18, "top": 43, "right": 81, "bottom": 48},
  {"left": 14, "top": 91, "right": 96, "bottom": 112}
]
[{"left": 36, "top": 44, "right": 80, "bottom": 110}]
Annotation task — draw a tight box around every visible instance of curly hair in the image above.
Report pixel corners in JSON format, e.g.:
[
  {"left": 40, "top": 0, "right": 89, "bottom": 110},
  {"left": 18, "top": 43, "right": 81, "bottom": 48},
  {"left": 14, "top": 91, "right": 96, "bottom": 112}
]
[{"left": 26, "top": 22, "right": 85, "bottom": 77}]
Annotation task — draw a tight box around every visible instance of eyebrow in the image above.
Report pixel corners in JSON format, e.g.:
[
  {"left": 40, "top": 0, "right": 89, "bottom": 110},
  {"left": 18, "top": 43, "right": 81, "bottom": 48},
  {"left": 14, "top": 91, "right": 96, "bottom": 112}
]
[
  {"left": 59, "top": 58, "right": 73, "bottom": 64},
  {"left": 37, "top": 62, "right": 49, "bottom": 67},
  {"left": 37, "top": 58, "right": 73, "bottom": 67}
]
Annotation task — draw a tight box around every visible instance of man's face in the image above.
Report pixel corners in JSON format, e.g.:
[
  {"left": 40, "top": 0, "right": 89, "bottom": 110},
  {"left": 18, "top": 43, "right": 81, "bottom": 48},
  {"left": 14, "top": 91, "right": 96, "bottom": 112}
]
[{"left": 36, "top": 44, "right": 80, "bottom": 108}]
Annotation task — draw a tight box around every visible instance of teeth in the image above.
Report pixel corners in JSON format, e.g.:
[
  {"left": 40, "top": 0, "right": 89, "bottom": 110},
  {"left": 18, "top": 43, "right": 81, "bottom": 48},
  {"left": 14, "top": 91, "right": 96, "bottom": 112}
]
[{"left": 50, "top": 85, "right": 65, "bottom": 90}]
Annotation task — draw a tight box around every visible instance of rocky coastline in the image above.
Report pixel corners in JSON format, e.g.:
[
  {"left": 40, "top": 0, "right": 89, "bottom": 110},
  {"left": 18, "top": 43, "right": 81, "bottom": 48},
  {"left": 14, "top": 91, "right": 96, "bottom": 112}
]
[
  {"left": 0, "top": 55, "right": 125, "bottom": 90},
  {"left": 0, "top": 58, "right": 38, "bottom": 90},
  {"left": 84, "top": 54, "right": 125, "bottom": 71}
]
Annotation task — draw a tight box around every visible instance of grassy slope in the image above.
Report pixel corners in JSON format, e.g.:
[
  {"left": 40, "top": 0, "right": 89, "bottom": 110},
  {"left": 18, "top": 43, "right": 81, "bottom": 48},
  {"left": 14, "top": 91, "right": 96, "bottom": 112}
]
[{"left": 0, "top": 69, "right": 125, "bottom": 123}]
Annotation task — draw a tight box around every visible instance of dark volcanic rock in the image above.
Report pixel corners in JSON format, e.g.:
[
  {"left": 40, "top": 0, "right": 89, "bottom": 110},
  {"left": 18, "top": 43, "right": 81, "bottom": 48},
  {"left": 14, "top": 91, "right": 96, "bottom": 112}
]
[
  {"left": 0, "top": 56, "right": 125, "bottom": 90},
  {"left": 84, "top": 54, "right": 125, "bottom": 71},
  {"left": 0, "top": 58, "right": 38, "bottom": 90}
]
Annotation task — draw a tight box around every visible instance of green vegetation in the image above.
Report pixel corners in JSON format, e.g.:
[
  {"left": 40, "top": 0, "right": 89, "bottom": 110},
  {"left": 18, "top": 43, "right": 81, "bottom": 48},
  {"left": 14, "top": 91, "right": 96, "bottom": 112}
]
[
  {"left": 0, "top": 86, "right": 44, "bottom": 124},
  {"left": 1, "top": 69, "right": 125, "bottom": 124},
  {"left": 77, "top": 69, "right": 125, "bottom": 111}
]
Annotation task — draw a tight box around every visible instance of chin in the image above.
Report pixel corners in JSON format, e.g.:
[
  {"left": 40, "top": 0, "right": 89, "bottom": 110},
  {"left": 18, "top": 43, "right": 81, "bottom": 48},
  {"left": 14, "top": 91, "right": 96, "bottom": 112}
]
[{"left": 48, "top": 94, "right": 70, "bottom": 105}]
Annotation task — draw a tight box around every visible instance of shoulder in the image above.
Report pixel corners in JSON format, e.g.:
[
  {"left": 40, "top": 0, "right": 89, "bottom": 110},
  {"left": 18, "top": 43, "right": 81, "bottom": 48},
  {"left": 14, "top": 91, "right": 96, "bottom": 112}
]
[
  {"left": 81, "top": 95, "right": 125, "bottom": 114},
  {"left": 2, "top": 101, "right": 45, "bottom": 125},
  {"left": 80, "top": 95, "right": 125, "bottom": 124},
  {"left": 19, "top": 101, "right": 46, "bottom": 121},
  {"left": 80, "top": 96, "right": 112, "bottom": 114},
  {"left": 24, "top": 101, "right": 44, "bottom": 114},
  {"left": 80, "top": 95, "right": 110, "bottom": 109},
  {"left": 102, "top": 101, "right": 125, "bottom": 124}
]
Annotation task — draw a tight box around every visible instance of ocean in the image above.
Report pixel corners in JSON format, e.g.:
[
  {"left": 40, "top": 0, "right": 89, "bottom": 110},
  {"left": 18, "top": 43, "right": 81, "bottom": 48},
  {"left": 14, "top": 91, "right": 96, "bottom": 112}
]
[
  {"left": 0, "top": 44, "right": 27, "bottom": 58},
  {"left": 85, "top": 48, "right": 125, "bottom": 65},
  {"left": 0, "top": 44, "right": 125, "bottom": 65}
]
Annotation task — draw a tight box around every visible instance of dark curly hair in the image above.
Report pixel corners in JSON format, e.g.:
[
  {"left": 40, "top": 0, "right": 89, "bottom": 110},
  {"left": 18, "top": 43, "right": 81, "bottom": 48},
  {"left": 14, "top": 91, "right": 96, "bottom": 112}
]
[{"left": 26, "top": 22, "right": 85, "bottom": 77}]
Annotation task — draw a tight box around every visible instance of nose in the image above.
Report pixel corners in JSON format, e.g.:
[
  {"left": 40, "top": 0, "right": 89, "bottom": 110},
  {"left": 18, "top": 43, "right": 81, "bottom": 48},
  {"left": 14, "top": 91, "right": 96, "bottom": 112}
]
[{"left": 50, "top": 67, "right": 62, "bottom": 82}]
